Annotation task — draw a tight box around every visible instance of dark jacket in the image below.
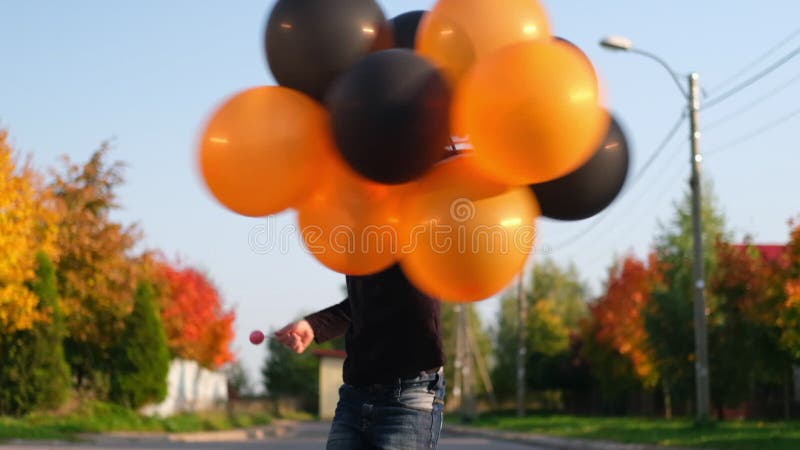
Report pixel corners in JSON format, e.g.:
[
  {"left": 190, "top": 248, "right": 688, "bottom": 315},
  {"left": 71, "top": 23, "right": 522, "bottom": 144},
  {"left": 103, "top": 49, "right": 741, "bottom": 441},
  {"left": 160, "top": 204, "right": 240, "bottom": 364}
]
[{"left": 305, "top": 264, "right": 444, "bottom": 386}]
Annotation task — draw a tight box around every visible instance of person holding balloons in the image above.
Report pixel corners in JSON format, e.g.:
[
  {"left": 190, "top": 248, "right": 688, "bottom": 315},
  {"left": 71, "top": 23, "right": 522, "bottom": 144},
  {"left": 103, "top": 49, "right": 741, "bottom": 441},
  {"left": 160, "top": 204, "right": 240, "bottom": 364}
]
[
  {"left": 275, "top": 265, "right": 446, "bottom": 449},
  {"left": 199, "top": 0, "right": 631, "bottom": 447}
]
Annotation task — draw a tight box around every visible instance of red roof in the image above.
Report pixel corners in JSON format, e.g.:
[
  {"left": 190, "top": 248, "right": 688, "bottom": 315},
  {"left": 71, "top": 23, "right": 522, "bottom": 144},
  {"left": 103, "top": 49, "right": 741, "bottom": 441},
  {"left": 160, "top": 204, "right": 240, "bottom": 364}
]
[
  {"left": 732, "top": 244, "right": 785, "bottom": 262},
  {"left": 311, "top": 349, "right": 347, "bottom": 359}
]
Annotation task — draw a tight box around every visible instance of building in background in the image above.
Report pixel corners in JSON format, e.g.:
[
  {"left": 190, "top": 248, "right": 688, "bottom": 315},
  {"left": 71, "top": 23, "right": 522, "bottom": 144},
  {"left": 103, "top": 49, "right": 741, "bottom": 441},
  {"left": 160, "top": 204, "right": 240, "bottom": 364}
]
[
  {"left": 313, "top": 349, "right": 346, "bottom": 420},
  {"left": 141, "top": 359, "right": 228, "bottom": 417}
]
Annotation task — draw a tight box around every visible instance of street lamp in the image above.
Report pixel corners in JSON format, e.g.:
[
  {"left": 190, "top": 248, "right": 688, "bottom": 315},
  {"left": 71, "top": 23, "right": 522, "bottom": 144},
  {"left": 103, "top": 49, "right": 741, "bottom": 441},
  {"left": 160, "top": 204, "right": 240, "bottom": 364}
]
[{"left": 600, "top": 35, "right": 710, "bottom": 422}]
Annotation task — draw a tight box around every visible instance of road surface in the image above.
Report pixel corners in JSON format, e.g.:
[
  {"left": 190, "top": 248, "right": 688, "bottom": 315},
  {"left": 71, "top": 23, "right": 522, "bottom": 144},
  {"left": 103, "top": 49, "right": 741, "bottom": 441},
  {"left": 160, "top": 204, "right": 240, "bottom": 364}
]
[{"left": 1, "top": 421, "right": 549, "bottom": 450}]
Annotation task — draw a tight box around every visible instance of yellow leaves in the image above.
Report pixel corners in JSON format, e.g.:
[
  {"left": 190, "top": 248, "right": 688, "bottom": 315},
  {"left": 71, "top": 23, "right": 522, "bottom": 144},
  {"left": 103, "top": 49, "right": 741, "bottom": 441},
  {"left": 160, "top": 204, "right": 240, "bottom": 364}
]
[
  {"left": 0, "top": 285, "right": 46, "bottom": 332},
  {"left": 528, "top": 298, "right": 570, "bottom": 357},
  {"left": 0, "top": 131, "right": 60, "bottom": 333}
]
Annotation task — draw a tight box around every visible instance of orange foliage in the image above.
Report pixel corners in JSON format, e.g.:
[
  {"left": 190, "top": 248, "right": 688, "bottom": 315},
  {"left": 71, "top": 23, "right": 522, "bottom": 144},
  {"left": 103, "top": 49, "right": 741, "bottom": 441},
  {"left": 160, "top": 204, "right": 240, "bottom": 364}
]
[
  {"left": 591, "top": 255, "right": 658, "bottom": 385},
  {"left": 779, "top": 221, "right": 800, "bottom": 358},
  {"left": 50, "top": 146, "right": 142, "bottom": 344},
  {"left": 155, "top": 260, "right": 235, "bottom": 369},
  {"left": 0, "top": 131, "right": 59, "bottom": 332}
]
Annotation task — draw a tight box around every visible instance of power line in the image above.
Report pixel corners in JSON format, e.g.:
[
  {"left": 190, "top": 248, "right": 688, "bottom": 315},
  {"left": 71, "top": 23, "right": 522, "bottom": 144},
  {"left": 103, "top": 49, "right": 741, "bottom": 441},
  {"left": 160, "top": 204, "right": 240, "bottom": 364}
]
[
  {"left": 550, "top": 112, "right": 688, "bottom": 251},
  {"left": 705, "top": 71, "right": 800, "bottom": 130},
  {"left": 708, "top": 26, "right": 800, "bottom": 93},
  {"left": 573, "top": 154, "right": 686, "bottom": 262},
  {"left": 704, "top": 44, "right": 800, "bottom": 109},
  {"left": 628, "top": 112, "right": 687, "bottom": 186},
  {"left": 560, "top": 143, "right": 686, "bottom": 269},
  {"left": 706, "top": 106, "right": 800, "bottom": 155}
]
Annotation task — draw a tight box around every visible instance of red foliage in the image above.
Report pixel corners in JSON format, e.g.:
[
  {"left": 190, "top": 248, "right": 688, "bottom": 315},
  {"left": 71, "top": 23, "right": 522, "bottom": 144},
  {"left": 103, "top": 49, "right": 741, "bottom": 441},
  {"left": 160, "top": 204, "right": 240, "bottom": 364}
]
[
  {"left": 156, "top": 261, "right": 236, "bottom": 368},
  {"left": 591, "top": 255, "right": 657, "bottom": 383},
  {"left": 712, "top": 240, "right": 777, "bottom": 325}
]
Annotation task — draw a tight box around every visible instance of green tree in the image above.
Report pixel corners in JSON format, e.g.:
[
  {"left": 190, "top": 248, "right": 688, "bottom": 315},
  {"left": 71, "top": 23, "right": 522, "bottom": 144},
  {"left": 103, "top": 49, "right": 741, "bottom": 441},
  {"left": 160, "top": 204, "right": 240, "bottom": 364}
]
[
  {"left": 491, "top": 259, "right": 588, "bottom": 402},
  {"left": 491, "top": 294, "right": 520, "bottom": 400},
  {"left": 109, "top": 282, "right": 170, "bottom": 408},
  {"left": 224, "top": 360, "right": 252, "bottom": 399},
  {"left": 0, "top": 253, "right": 71, "bottom": 415},
  {"left": 644, "top": 184, "right": 728, "bottom": 416},
  {"left": 530, "top": 260, "right": 589, "bottom": 330},
  {"left": 525, "top": 298, "right": 572, "bottom": 389}
]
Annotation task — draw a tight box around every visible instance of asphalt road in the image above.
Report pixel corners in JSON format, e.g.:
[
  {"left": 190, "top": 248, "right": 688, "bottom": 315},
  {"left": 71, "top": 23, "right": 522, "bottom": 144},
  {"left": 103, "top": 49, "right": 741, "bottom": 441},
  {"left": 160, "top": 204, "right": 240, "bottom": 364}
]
[{"left": 0, "top": 422, "right": 548, "bottom": 450}]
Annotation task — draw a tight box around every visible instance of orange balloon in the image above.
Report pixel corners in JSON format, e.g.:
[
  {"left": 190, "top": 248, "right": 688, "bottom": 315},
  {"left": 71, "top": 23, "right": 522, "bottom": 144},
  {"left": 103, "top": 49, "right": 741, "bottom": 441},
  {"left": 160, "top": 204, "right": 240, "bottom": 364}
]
[
  {"left": 298, "top": 159, "right": 403, "bottom": 275},
  {"left": 453, "top": 39, "right": 610, "bottom": 185},
  {"left": 399, "top": 156, "right": 539, "bottom": 302},
  {"left": 417, "top": 0, "right": 551, "bottom": 85},
  {"left": 199, "top": 86, "right": 336, "bottom": 217},
  {"left": 407, "top": 153, "right": 507, "bottom": 201}
]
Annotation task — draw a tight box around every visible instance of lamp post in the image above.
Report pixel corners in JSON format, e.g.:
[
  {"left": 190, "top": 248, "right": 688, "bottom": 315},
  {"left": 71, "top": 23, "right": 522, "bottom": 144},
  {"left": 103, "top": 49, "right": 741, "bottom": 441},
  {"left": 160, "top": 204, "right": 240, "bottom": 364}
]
[
  {"left": 516, "top": 272, "right": 527, "bottom": 417},
  {"left": 600, "top": 36, "right": 710, "bottom": 421}
]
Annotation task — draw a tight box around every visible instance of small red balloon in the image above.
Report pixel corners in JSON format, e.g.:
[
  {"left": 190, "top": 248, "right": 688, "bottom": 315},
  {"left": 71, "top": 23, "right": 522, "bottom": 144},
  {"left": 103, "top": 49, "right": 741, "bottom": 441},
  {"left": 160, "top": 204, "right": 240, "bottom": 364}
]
[{"left": 249, "top": 330, "right": 265, "bottom": 345}]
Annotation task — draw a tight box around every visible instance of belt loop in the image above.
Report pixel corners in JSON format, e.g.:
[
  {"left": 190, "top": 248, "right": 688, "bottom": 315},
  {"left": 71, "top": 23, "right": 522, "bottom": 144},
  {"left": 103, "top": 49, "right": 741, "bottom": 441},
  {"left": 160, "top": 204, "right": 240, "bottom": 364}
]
[
  {"left": 395, "top": 376, "right": 402, "bottom": 399},
  {"left": 429, "top": 368, "right": 442, "bottom": 391}
]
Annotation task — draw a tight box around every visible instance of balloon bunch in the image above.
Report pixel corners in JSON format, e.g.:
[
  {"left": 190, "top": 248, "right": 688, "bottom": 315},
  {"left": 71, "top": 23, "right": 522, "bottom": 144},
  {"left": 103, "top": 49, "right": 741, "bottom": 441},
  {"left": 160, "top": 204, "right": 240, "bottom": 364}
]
[{"left": 197, "top": 0, "right": 630, "bottom": 303}]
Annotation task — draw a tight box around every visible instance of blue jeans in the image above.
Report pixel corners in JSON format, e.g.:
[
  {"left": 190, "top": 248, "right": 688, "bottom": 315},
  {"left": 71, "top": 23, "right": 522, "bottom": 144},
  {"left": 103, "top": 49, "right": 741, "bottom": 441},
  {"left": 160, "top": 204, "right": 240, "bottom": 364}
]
[{"left": 326, "top": 369, "right": 446, "bottom": 450}]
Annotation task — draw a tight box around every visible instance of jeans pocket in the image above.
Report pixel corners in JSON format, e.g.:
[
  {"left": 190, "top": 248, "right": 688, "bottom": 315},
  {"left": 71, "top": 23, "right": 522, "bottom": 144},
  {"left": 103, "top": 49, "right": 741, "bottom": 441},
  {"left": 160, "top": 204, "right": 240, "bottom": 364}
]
[{"left": 396, "top": 385, "right": 436, "bottom": 412}]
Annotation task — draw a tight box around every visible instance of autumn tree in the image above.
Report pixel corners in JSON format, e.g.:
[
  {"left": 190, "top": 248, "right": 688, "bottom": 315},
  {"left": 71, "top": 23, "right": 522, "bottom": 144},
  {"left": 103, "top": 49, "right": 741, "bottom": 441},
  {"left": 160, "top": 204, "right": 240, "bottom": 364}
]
[
  {"left": 0, "top": 131, "right": 58, "bottom": 333},
  {"left": 0, "top": 133, "right": 67, "bottom": 415},
  {"left": 709, "top": 239, "right": 791, "bottom": 417},
  {"left": 779, "top": 221, "right": 800, "bottom": 361},
  {"left": 155, "top": 260, "right": 235, "bottom": 369},
  {"left": 583, "top": 254, "right": 659, "bottom": 411},
  {"left": 50, "top": 145, "right": 144, "bottom": 392}
]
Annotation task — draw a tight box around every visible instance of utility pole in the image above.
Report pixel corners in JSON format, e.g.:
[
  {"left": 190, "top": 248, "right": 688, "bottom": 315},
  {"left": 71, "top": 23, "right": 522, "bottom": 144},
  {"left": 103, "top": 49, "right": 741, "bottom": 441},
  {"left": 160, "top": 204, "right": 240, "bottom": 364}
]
[
  {"left": 466, "top": 316, "right": 498, "bottom": 408},
  {"left": 461, "top": 307, "right": 476, "bottom": 421},
  {"left": 688, "top": 72, "right": 710, "bottom": 421},
  {"left": 599, "top": 36, "right": 711, "bottom": 422},
  {"left": 516, "top": 272, "right": 528, "bottom": 417},
  {"left": 453, "top": 305, "right": 464, "bottom": 412}
]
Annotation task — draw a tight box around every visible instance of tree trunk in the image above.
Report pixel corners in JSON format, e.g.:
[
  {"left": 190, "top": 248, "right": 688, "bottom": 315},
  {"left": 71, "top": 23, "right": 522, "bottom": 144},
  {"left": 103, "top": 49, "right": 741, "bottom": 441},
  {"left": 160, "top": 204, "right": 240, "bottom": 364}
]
[
  {"left": 715, "top": 402, "right": 725, "bottom": 421},
  {"left": 662, "top": 381, "right": 672, "bottom": 419},
  {"left": 785, "top": 370, "right": 791, "bottom": 420}
]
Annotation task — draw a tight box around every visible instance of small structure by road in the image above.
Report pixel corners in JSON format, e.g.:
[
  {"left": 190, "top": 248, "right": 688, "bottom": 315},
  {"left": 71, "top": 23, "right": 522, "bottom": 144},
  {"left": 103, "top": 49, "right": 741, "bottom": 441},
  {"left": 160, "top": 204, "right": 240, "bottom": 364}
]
[{"left": 312, "top": 349, "right": 346, "bottom": 420}]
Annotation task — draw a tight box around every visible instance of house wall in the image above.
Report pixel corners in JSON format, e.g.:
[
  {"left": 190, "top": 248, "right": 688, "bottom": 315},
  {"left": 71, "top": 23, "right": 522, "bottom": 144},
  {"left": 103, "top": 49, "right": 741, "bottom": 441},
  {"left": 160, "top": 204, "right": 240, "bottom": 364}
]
[{"left": 140, "top": 359, "right": 228, "bottom": 417}]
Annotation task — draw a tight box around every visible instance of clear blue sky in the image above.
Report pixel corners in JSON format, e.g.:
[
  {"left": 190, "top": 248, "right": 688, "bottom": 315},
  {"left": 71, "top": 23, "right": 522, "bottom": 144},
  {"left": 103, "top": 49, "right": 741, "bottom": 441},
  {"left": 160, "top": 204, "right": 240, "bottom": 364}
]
[{"left": 3, "top": 1, "right": 800, "bottom": 389}]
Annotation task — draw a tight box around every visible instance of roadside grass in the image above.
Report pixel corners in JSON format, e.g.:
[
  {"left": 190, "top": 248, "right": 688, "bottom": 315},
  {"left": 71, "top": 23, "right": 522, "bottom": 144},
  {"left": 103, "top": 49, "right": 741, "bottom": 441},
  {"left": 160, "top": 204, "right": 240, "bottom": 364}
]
[
  {"left": 0, "top": 401, "right": 271, "bottom": 442},
  {"left": 454, "top": 411, "right": 800, "bottom": 450}
]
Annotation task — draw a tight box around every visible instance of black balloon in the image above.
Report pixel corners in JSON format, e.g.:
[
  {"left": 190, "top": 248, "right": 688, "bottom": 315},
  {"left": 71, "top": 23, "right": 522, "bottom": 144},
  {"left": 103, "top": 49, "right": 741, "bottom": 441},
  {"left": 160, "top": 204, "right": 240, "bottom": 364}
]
[
  {"left": 265, "top": 0, "right": 393, "bottom": 101},
  {"left": 327, "top": 49, "right": 451, "bottom": 184},
  {"left": 530, "top": 114, "right": 630, "bottom": 221},
  {"left": 389, "top": 10, "right": 427, "bottom": 49}
]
